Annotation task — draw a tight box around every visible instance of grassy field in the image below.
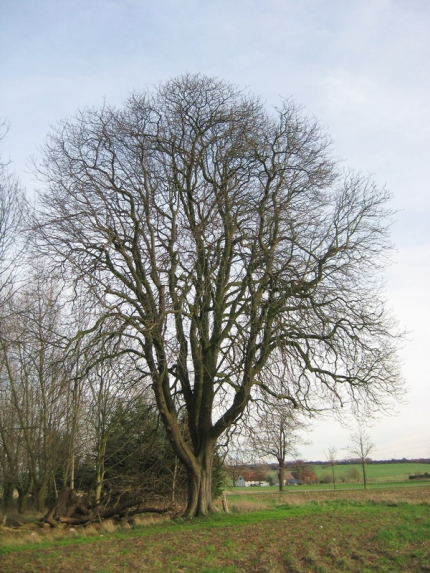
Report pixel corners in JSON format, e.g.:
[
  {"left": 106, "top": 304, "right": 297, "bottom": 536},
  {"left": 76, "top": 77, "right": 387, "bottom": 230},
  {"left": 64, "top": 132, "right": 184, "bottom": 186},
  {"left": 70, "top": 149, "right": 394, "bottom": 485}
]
[
  {"left": 313, "top": 462, "right": 430, "bottom": 483},
  {"left": 1, "top": 486, "right": 429, "bottom": 572},
  {"left": 225, "top": 480, "right": 430, "bottom": 494},
  {"left": 256, "top": 462, "right": 430, "bottom": 484}
]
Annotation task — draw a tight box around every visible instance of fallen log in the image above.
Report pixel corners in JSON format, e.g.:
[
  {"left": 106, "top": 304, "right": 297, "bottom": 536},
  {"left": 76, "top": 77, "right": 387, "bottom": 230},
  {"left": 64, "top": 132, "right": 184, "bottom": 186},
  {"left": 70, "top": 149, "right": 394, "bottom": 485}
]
[
  {"left": 42, "top": 487, "right": 88, "bottom": 528},
  {"left": 42, "top": 487, "right": 173, "bottom": 527},
  {"left": 57, "top": 505, "right": 171, "bottom": 525}
]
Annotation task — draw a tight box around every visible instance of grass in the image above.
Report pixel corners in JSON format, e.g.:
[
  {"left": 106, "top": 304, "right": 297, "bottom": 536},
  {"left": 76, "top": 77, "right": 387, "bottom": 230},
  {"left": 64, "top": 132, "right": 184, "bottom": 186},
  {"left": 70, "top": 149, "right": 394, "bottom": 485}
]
[
  {"left": 253, "top": 462, "right": 430, "bottom": 487},
  {"left": 313, "top": 462, "right": 430, "bottom": 482},
  {"left": 0, "top": 486, "right": 429, "bottom": 572},
  {"left": 224, "top": 479, "right": 430, "bottom": 495}
]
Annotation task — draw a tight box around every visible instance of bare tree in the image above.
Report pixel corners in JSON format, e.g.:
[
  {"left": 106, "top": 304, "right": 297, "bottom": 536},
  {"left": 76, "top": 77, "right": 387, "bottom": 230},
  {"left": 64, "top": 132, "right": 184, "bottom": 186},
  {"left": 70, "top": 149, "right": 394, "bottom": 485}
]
[
  {"left": 32, "top": 74, "right": 402, "bottom": 516},
  {"left": 347, "top": 428, "right": 375, "bottom": 490},
  {"left": 0, "top": 125, "right": 25, "bottom": 306},
  {"left": 221, "top": 431, "right": 253, "bottom": 487},
  {"left": 246, "top": 402, "right": 306, "bottom": 491},
  {"left": 0, "top": 268, "right": 71, "bottom": 511},
  {"left": 325, "top": 445, "right": 338, "bottom": 490},
  {"left": 85, "top": 348, "right": 147, "bottom": 505}
]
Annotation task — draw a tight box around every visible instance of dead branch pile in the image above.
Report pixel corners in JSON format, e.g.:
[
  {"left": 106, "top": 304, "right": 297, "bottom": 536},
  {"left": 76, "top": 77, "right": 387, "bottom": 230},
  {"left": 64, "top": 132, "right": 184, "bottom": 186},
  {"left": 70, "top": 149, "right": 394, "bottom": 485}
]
[{"left": 42, "top": 487, "right": 174, "bottom": 527}]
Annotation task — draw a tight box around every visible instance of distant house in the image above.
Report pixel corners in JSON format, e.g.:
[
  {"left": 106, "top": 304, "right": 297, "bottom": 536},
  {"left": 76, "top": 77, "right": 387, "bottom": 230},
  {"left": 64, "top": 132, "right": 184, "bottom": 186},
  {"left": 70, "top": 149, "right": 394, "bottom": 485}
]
[
  {"left": 286, "top": 479, "right": 303, "bottom": 486},
  {"left": 274, "top": 471, "right": 302, "bottom": 486},
  {"left": 235, "top": 471, "right": 270, "bottom": 487}
]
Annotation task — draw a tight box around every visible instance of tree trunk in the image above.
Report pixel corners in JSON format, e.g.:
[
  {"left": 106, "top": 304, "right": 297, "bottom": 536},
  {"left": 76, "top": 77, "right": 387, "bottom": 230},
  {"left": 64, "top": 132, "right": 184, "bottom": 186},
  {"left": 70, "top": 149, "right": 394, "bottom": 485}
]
[
  {"left": 278, "top": 462, "right": 285, "bottom": 492},
  {"left": 35, "top": 483, "right": 47, "bottom": 512},
  {"left": 2, "top": 481, "right": 15, "bottom": 511},
  {"left": 171, "top": 458, "right": 180, "bottom": 503},
  {"left": 183, "top": 447, "right": 216, "bottom": 517},
  {"left": 361, "top": 462, "right": 367, "bottom": 490},
  {"left": 17, "top": 489, "right": 29, "bottom": 514},
  {"left": 94, "top": 449, "right": 105, "bottom": 506}
]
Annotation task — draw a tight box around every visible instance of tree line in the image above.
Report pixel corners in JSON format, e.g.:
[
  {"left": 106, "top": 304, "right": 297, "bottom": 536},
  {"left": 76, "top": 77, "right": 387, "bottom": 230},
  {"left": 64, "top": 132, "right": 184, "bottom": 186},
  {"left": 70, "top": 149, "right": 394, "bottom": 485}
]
[{"left": 0, "top": 266, "right": 208, "bottom": 513}]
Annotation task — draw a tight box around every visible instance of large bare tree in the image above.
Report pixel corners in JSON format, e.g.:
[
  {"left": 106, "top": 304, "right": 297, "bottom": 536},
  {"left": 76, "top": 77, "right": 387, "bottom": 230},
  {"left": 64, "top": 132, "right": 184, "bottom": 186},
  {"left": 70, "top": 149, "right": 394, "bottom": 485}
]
[{"left": 32, "top": 74, "right": 402, "bottom": 516}]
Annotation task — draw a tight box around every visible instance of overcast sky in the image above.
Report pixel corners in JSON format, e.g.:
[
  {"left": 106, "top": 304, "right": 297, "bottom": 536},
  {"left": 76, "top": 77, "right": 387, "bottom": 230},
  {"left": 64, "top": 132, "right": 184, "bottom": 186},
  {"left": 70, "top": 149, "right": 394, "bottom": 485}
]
[{"left": 1, "top": 0, "right": 429, "bottom": 460}]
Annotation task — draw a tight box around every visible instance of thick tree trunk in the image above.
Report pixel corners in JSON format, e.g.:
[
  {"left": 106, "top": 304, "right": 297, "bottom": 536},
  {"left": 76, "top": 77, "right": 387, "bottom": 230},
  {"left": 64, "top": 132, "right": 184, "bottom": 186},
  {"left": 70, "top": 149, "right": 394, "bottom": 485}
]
[
  {"left": 183, "top": 446, "right": 216, "bottom": 517},
  {"left": 35, "top": 483, "right": 47, "bottom": 512},
  {"left": 2, "top": 481, "right": 15, "bottom": 511},
  {"left": 17, "top": 489, "right": 29, "bottom": 514}
]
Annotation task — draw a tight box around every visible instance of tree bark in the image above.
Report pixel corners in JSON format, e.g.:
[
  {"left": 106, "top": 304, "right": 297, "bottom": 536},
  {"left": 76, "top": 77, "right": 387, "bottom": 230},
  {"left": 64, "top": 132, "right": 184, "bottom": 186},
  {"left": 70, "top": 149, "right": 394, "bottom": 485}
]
[
  {"left": 362, "top": 461, "right": 367, "bottom": 490},
  {"left": 2, "top": 481, "right": 15, "bottom": 511},
  {"left": 171, "top": 458, "right": 180, "bottom": 503},
  {"left": 35, "top": 483, "right": 47, "bottom": 512},
  {"left": 278, "top": 461, "right": 285, "bottom": 492},
  {"left": 182, "top": 446, "right": 216, "bottom": 517},
  {"left": 17, "top": 489, "right": 29, "bottom": 514}
]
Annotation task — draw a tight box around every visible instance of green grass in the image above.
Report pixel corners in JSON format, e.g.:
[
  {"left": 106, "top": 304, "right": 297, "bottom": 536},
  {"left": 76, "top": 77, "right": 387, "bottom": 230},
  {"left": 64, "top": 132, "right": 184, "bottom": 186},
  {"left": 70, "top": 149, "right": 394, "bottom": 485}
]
[
  {"left": 248, "top": 462, "right": 430, "bottom": 489},
  {"left": 1, "top": 486, "right": 429, "bottom": 572},
  {"left": 313, "top": 462, "right": 430, "bottom": 482},
  {"left": 225, "top": 479, "right": 430, "bottom": 494}
]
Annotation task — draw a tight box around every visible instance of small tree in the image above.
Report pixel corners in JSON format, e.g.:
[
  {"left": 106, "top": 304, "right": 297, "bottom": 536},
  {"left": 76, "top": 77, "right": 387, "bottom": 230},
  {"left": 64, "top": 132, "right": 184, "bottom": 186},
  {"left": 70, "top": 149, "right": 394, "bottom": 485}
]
[
  {"left": 247, "top": 402, "right": 306, "bottom": 491},
  {"left": 346, "top": 467, "right": 360, "bottom": 482},
  {"left": 325, "top": 445, "right": 338, "bottom": 490},
  {"left": 223, "top": 447, "right": 249, "bottom": 488},
  {"left": 347, "top": 429, "right": 375, "bottom": 490},
  {"left": 289, "top": 460, "right": 317, "bottom": 484}
]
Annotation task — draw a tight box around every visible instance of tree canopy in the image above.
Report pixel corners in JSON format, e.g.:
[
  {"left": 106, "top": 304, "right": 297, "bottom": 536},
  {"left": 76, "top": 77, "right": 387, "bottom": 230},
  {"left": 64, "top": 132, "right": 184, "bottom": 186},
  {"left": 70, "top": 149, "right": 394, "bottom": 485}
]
[{"left": 33, "top": 74, "right": 402, "bottom": 516}]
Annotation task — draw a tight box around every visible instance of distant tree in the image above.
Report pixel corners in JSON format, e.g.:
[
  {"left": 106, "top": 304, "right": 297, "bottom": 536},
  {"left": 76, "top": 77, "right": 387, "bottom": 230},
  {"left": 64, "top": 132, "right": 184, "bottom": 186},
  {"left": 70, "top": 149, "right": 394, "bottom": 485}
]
[
  {"left": 345, "top": 467, "right": 361, "bottom": 482},
  {"left": 325, "top": 445, "right": 338, "bottom": 490},
  {"left": 224, "top": 462, "right": 245, "bottom": 488},
  {"left": 247, "top": 402, "right": 307, "bottom": 491},
  {"left": 223, "top": 447, "right": 249, "bottom": 487},
  {"left": 289, "top": 460, "right": 317, "bottom": 484},
  {"left": 347, "top": 429, "right": 375, "bottom": 490}
]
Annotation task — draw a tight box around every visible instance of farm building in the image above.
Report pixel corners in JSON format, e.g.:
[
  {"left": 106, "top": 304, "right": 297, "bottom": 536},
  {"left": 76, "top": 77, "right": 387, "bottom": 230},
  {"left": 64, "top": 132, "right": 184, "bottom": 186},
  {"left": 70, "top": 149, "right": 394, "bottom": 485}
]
[{"left": 235, "top": 471, "right": 270, "bottom": 487}]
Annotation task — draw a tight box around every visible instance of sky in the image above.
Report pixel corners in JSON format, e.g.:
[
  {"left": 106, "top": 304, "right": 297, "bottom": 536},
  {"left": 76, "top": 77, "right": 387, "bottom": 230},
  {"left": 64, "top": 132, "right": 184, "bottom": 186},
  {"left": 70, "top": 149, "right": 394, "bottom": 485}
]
[{"left": 1, "top": 0, "right": 429, "bottom": 461}]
